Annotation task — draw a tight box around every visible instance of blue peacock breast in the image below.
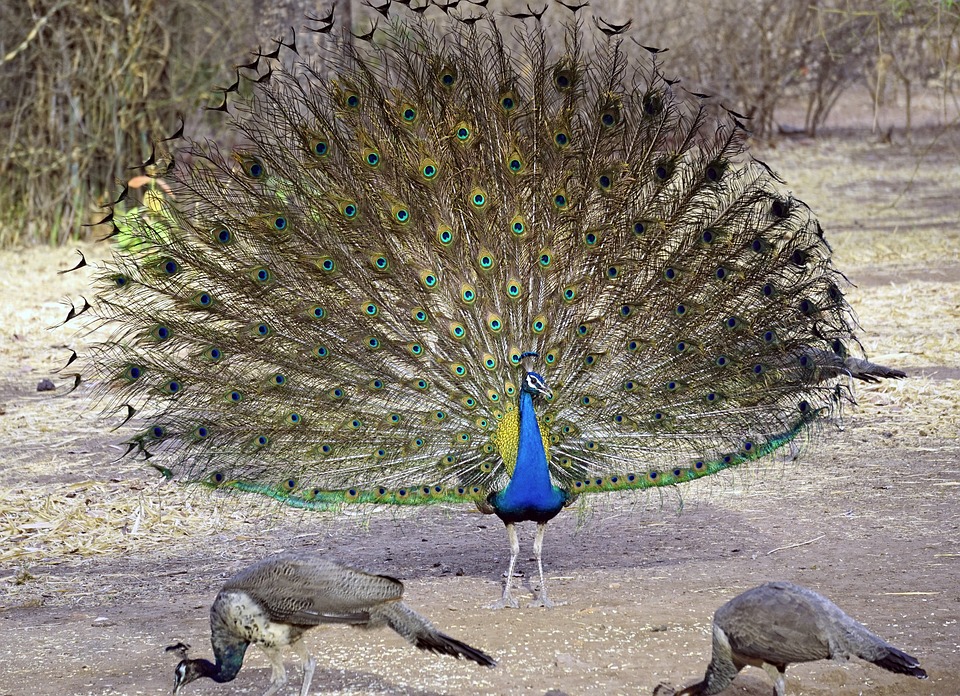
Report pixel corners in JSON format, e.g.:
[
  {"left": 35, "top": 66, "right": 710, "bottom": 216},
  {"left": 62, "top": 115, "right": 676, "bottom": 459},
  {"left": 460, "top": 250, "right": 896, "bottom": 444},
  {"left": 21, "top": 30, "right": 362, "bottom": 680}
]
[{"left": 488, "top": 486, "right": 568, "bottom": 524}]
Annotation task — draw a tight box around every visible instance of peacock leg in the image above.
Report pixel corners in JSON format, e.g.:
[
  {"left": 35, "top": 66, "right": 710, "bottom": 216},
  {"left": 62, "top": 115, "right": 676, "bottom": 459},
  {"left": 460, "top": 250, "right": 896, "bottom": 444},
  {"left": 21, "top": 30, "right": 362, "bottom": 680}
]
[
  {"left": 290, "top": 638, "right": 316, "bottom": 696},
  {"left": 528, "top": 522, "right": 562, "bottom": 608},
  {"left": 487, "top": 522, "right": 520, "bottom": 609},
  {"left": 259, "top": 645, "right": 288, "bottom": 696}
]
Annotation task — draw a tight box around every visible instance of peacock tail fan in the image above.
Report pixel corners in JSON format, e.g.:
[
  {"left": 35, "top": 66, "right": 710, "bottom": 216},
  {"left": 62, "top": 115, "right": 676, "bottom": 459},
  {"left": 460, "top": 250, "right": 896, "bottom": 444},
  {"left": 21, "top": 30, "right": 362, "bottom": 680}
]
[{"left": 80, "top": 4, "right": 860, "bottom": 513}]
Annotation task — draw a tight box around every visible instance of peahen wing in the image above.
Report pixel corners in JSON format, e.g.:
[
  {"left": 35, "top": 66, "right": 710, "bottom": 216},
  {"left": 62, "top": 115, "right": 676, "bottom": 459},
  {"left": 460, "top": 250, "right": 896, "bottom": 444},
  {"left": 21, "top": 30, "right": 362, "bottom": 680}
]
[
  {"left": 85, "top": 9, "right": 857, "bottom": 508},
  {"left": 223, "top": 555, "right": 403, "bottom": 624}
]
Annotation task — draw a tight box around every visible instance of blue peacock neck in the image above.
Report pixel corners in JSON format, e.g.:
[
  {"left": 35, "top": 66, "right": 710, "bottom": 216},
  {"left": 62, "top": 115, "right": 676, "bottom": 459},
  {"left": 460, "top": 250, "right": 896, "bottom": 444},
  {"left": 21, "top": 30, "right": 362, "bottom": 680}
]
[{"left": 489, "top": 378, "right": 568, "bottom": 524}]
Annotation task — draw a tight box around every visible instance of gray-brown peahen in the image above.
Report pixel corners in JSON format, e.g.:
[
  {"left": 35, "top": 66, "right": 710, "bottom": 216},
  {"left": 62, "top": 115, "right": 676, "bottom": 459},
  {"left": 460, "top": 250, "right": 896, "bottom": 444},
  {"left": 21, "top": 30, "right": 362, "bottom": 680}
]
[
  {"left": 169, "top": 554, "right": 495, "bottom": 696},
  {"left": 71, "top": 1, "right": 905, "bottom": 608},
  {"left": 664, "top": 581, "right": 927, "bottom": 696}
]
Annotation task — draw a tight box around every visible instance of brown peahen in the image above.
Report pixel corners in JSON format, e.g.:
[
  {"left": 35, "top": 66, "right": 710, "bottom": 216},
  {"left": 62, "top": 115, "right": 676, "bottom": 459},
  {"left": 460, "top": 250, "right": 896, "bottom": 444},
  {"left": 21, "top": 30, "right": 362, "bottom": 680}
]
[
  {"left": 663, "top": 581, "right": 927, "bottom": 696},
  {"left": 169, "top": 554, "right": 495, "bottom": 695},
  {"left": 73, "top": 1, "right": 905, "bottom": 608}
]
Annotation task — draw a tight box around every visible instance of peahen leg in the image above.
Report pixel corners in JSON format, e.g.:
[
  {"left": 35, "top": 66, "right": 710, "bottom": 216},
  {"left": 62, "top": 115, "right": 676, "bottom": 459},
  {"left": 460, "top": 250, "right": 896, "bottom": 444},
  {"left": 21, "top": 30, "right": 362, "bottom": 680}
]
[
  {"left": 259, "top": 645, "right": 288, "bottom": 696},
  {"left": 487, "top": 522, "right": 521, "bottom": 609},
  {"left": 290, "top": 638, "right": 316, "bottom": 696},
  {"left": 528, "top": 522, "right": 562, "bottom": 608}
]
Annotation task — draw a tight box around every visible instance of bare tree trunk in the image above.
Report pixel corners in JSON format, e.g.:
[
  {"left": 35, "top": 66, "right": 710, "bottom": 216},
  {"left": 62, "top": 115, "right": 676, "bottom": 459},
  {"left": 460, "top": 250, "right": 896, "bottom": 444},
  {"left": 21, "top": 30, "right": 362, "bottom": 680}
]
[{"left": 904, "top": 78, "right": 912, "bottom": 138}]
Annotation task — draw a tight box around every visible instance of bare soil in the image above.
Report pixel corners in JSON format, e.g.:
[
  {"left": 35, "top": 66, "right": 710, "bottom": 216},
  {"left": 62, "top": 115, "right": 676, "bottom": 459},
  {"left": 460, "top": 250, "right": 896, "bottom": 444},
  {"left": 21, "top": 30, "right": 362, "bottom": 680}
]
[{"left": 1, "top": 114, "right": 958, "bottom": 695}]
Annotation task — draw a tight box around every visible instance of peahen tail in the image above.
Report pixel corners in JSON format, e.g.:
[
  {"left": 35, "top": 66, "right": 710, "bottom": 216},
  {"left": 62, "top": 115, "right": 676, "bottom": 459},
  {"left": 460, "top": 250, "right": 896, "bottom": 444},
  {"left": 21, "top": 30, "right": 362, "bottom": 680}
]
[
  {"left": 73, "top": 2, "right": 888, "bottom": 512},
  {"left": 368, "top": 602, "right": 497, "bottom": 667}
]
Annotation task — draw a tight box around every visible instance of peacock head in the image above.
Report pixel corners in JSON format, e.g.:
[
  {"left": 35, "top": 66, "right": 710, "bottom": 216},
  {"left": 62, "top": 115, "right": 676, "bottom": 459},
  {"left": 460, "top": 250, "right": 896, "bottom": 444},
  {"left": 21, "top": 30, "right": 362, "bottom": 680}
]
[
  {"left": 519, "top": 351, "right": 552, "bottom": 400},
  {"left": 522, "top": 371, "right": 553, "bottom": 400}
]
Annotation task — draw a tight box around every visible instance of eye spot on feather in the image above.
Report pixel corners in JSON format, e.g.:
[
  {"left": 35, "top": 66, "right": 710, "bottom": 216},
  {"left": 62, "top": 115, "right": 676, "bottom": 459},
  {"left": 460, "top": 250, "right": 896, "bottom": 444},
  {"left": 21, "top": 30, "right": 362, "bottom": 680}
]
[{"left": 642, "top": 91, "right": 664, "bottom": 116}]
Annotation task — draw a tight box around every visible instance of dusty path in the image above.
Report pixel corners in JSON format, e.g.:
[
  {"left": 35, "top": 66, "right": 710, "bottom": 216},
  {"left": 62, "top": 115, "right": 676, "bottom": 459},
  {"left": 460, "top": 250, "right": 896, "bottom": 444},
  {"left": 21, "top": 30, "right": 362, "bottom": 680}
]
[{"left": 1, "top": 126, "right": 958, "bottom": 695}]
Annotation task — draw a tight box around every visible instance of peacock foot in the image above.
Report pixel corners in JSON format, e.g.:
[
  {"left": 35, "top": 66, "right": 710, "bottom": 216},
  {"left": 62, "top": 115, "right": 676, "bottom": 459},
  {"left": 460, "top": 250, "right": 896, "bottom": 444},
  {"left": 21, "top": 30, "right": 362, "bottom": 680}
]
[
  {"left": 486, "top": 595, "right": 520, "bottom": 610},
  {"left": 527, "top": 595, "right": 565, "bottom": 608}
]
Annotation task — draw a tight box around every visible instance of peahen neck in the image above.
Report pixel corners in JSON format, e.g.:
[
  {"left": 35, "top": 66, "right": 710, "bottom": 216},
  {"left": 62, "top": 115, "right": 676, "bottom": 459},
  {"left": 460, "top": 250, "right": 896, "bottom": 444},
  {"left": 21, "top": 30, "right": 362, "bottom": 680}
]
[
  {"left": 189, "top": 653, "right": 245, "bottom": 684},
  {"left": 207, "top": 634, "right": 248, "bottom": 683},
  {"left": 490, "top": 389, "right": 567, "bottom": 523}
]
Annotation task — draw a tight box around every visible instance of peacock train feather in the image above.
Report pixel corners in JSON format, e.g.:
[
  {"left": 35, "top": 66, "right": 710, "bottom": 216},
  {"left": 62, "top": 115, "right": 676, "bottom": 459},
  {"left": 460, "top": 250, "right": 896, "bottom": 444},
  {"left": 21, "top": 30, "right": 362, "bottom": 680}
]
[{"left": 72, "top": 1, "right": 903, "bottom": 608}]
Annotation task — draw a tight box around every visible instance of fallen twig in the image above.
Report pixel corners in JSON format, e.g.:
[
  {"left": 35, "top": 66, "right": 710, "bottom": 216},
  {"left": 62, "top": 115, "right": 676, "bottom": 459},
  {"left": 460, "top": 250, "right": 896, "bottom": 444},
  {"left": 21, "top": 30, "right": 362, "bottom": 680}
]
[{"left": 766, "top": 534, "right": 825, "bottom": 555}]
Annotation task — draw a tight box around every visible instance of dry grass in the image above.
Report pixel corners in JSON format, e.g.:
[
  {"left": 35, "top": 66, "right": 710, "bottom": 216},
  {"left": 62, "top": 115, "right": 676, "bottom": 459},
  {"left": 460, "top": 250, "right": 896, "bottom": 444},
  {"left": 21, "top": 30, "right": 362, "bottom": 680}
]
[{"left": 0, "top": 0, "right": 255, "bottom": 247}]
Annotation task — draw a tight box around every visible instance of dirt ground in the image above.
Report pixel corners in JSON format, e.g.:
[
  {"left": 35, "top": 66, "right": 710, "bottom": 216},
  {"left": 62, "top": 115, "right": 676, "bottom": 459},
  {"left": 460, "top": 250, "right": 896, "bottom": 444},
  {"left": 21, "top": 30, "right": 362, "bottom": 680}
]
[{"left": 1, "top": 95, "right": 958, "bottom": 695}]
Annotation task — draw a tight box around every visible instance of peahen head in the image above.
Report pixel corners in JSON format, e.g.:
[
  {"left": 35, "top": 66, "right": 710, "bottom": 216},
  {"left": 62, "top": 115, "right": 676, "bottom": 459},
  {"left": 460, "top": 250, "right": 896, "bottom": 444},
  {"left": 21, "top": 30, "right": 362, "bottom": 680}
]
[
  {"left": 522, "top": 371, "right": 553, "bottom": 400},
  {"left": 172, "top": 657, "right": 219, "bottom": 693},
  {"left": 168, "top": 642, "right": 228, "bottom": 693}
]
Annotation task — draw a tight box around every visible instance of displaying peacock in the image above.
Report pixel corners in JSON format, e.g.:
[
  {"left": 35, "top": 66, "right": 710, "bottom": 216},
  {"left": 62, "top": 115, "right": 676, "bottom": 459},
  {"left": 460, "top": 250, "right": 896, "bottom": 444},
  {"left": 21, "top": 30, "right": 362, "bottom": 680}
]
[{"left": 73, "top": 1, "right": 904, "bottom": 608}]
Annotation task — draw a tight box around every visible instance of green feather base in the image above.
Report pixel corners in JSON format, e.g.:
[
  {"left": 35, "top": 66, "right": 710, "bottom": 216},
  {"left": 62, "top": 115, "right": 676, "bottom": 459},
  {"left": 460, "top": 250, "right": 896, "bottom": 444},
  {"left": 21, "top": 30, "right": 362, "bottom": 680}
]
[
  {"left": 203, "top": 479, "right": 489, "bottom": 511},
  {"left": 179, "top": 411, "right": 816, "bottom": 512},
  {"left": 567, "top": 412, "right": 811, "bottom": 495}
]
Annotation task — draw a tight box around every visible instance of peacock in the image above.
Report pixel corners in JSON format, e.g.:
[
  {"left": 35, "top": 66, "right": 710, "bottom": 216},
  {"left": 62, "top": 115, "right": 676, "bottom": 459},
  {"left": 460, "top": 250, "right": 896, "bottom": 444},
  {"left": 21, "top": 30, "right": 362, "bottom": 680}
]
[
  {"left": 71, "top": 1, "right": 905, "bottom": 608},
  {"left": 169, "top": 554, "right": 495, "bottom": 696}
]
